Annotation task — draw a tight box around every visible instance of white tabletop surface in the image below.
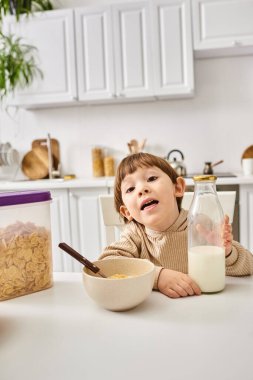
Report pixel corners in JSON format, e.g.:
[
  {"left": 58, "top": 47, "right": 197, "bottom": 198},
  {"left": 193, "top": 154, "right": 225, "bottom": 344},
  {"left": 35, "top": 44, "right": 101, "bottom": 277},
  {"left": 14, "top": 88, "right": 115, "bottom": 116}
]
[{"left": 1, "top": 273, "right": 253, "bottom": 380}]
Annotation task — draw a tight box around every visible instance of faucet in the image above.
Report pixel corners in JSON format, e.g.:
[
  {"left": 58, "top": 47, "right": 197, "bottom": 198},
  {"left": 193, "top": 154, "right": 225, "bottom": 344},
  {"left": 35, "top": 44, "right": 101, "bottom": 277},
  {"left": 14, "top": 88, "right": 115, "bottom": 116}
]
[{"left": 47, "top": 133, "right": 61, "bottom": 179}]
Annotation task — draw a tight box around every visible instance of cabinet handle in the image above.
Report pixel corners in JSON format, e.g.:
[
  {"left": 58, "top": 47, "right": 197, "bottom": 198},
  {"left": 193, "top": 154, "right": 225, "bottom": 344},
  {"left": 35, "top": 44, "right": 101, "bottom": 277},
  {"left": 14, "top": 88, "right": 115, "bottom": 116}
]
[
  {"left": 233, "top": 40, "right": 242, "bottom": 47},
  {"left": 114, "top": 93, "right": 126, "bottom": 98}
]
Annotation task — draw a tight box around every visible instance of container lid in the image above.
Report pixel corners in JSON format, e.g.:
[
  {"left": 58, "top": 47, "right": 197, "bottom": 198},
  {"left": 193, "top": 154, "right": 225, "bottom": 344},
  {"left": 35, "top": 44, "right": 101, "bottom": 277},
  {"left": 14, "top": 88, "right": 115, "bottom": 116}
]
[{"left": 0, "top": 190, "right": 52, "bottom": 207}]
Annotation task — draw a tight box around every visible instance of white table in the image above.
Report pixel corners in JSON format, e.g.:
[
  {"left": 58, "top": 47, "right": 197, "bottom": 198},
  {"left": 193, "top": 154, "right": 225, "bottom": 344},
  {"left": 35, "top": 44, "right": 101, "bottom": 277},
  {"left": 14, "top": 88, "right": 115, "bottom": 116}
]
[{"left": 1, "top": 273, "right": 253, "bottom": 380}]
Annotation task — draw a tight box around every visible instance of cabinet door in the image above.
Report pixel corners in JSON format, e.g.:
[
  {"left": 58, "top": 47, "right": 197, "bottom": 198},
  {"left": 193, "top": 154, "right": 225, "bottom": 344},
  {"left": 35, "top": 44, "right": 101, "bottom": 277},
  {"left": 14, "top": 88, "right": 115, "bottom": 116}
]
[
  {"left": 50, "top": 189, "right": 75, "bottom": 272},
  {"left": 192, "top": 0, "right": 253, "bottom": 57},
  {"left": 239, "top": 185, "right": 253, "bottom": 253},
  {"left": 69, "top": 187, "right": 108, "bottom": 263},
  {"left": 7, "top": 9, "right": 77, "bottom": 108},
  {"left": 112, "top": 2, "right": 154, "bottom": 99},
  {"left": 152, "top": 0, "right": 194, "bottom": 97},
  {"left": 75, "top": 7, "right": 115, "bottom": 101}
]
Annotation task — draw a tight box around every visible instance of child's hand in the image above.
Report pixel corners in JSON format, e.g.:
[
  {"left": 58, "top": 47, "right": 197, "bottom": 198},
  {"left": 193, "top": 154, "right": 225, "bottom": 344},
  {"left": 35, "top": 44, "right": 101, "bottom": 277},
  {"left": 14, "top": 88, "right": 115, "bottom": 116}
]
[
  {"left": 157, "top": 269, "right": 201, "bottom": 298},
  {"left": 196, "top": 214, "right": 233, "bottom": 256},
  {"left": 222, "top": 214, "right": 233, "bottom": 257}
]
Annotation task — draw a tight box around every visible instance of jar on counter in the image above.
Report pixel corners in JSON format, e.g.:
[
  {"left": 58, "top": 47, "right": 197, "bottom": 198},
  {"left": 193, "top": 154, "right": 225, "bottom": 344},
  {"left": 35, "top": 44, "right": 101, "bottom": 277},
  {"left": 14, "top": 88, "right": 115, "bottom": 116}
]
[
  {"left": 92, "top": 147, "right": 104, "bottom": 177},
  {"left": 104, "top": 155, "right": 115, "bottom": 177},
  {"left": 0, "top": 191, "right": 53, "bottom": 301}
]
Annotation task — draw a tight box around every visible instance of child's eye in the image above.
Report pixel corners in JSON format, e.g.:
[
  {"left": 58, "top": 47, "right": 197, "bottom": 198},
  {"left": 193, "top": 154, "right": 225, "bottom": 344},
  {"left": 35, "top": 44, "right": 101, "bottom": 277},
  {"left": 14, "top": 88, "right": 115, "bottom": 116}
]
[
  {"left": 126, "top": 186, "right": 135, "bottom": 193},
  {"left": 148, "top": 176, "right": 158, "bottom": 182}
]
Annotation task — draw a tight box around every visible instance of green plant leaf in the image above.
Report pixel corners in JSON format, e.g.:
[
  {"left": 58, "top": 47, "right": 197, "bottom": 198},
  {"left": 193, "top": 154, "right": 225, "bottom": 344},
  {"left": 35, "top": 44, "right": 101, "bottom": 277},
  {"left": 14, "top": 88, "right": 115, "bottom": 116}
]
[
  {"left": 0, "top": 1, "right": 52, "bottom": 103},
  {"left": 0, "top": 0, "right": 53, "bottom": 22},
  {"left": 0, "top": 31, "right": 43, "bottom": 101}
]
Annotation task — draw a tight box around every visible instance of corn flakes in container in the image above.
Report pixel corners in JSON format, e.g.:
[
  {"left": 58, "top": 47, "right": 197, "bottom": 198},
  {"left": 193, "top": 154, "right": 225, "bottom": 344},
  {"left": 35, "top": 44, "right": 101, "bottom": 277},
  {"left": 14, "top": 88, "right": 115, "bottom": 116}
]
[{"left": 0, "top": 190, "right": 53, "bottom": 301}]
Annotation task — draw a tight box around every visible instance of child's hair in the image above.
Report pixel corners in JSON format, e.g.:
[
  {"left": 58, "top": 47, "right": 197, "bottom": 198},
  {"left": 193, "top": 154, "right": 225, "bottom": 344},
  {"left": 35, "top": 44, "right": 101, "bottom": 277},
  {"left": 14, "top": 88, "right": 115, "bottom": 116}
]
[{"left": 114, "top": 152, "right": 183, "bottom": 223}]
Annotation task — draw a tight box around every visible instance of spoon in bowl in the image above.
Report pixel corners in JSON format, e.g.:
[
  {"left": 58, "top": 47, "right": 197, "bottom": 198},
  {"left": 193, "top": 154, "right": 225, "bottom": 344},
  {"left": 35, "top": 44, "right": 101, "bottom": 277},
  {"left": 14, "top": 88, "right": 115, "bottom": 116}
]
[{"left": 58, "top": 242, "right": 107, "bottom": 278}]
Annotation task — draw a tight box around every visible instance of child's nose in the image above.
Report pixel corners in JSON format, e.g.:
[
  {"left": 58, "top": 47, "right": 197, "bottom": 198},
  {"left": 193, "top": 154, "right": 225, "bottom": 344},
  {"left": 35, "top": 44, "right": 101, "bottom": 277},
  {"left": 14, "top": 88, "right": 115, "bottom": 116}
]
[{"left": 138, "top": 187, "right": 150, "bottom": 196}]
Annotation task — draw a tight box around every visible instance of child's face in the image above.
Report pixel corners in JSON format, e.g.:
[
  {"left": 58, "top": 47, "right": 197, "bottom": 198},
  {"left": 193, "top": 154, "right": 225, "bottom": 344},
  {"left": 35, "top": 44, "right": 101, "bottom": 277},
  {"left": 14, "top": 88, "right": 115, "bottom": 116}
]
[{"left": 120, "top": 166, "right": 185, "bottom": 231}]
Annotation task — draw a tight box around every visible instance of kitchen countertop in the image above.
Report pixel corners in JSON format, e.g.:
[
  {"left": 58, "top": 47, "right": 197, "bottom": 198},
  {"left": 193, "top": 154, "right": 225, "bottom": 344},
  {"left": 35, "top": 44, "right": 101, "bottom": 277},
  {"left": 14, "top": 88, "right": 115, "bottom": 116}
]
[
  {"left": 0, "top": 173, "right": 253, "bottom": 190},
  {"left": 1, "top": 272, "right": 253, "bottom": 380}
]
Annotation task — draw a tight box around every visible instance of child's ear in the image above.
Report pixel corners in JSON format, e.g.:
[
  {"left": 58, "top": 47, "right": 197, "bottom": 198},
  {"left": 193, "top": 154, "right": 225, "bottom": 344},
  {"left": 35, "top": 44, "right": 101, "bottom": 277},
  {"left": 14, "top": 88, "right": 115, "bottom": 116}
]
[
  {"left": 175, "top": 176, "right": 186, "bottom": 197},
  {"left": 120, "top": 205, "right": 133, "bottom": 221}
]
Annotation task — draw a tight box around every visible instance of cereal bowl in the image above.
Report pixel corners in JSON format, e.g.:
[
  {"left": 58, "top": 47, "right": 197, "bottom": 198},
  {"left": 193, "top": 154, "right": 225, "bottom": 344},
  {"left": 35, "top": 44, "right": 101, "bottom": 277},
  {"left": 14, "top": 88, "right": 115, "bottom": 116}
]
[{"left": 82, "top": 258, "right": 155, "bottom": 311}]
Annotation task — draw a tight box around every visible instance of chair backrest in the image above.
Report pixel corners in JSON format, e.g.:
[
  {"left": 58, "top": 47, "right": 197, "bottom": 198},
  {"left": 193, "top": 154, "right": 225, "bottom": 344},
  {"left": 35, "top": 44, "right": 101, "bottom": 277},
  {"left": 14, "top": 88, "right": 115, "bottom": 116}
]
[
  {"left": 181, "top": 191, "right": 236, "bottom": 222},
  {"left": 99, "top": 191, "right": 236, "bottom": 246},
  {"left": 99, "top": 195, "right": 124, "bottom": 246}
]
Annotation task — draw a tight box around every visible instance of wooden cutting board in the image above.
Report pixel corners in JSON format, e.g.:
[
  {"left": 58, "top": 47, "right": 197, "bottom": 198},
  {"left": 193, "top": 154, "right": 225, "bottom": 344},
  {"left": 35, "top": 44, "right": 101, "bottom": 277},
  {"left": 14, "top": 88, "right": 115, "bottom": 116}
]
[
  {"left": 32, "top": 138, "right": 60, "bottom": 170},
  {"left": 21, "top": 146, "right": 49, "bottom": 180},
  {"left": 242, "top": 145, "right": 253, "bottom": 159},
  {"left": 21, "top": 138, "right": 60, "bottom": 180}
]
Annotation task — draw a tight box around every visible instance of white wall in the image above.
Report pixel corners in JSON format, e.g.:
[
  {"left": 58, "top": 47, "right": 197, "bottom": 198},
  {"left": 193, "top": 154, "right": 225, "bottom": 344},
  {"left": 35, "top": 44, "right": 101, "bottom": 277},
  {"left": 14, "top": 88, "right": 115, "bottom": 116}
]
[{"left": 0, "top": 2, "right": 253, "bottom": 179}]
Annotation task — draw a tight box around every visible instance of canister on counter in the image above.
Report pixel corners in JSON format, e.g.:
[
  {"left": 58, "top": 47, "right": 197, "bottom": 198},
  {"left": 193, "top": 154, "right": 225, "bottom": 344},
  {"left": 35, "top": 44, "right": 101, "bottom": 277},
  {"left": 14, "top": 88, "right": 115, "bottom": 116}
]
[
  {"left": 92, "top": 147, "right": 104, "bottom": 177},
  {"left": 104, "top": 155, "right": 115, "bottom": 177},
  {"left": 0, "top": 191, "right": 53, "bottom": 301}
]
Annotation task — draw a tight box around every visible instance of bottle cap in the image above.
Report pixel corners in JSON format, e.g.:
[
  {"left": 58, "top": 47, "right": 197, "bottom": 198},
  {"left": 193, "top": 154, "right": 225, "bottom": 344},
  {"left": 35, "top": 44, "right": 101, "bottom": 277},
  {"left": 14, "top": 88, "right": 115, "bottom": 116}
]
[{"left": 193, "top": 175, "right": 217, "bottom": 182}]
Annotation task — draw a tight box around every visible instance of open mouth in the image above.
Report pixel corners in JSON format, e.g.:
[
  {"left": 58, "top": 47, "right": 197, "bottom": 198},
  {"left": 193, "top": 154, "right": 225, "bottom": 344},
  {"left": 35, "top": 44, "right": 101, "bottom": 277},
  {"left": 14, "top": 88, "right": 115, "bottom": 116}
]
[{"left": 141, "top": 199, "right": 159, "bottom": 211}]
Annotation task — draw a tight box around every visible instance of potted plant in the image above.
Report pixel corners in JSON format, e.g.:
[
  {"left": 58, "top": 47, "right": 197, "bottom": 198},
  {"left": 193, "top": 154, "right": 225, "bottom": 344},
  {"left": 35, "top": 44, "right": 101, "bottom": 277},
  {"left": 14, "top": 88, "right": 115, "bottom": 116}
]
[
  {"left": 0, "top": 1, "right": 53, "bottom": 21},
  {"left": 0, "top": 0, "right": 53, "bottom": 102}
]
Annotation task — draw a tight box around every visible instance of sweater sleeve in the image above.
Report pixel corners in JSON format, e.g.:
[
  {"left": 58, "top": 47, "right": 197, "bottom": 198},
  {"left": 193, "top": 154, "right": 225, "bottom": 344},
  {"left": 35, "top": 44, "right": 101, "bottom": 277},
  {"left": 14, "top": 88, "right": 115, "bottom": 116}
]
[
  {"left": 225, "top": 240, "right": 253, "bottom": 276},
  {"left": 98, "top": 223, "right": 161, "bottom": 289},
  {"left": 98, "top": 239, "right": 139, "bottom": 260},
  {"left": 98, "top": 223, "right": 142, "bottom": 260}
]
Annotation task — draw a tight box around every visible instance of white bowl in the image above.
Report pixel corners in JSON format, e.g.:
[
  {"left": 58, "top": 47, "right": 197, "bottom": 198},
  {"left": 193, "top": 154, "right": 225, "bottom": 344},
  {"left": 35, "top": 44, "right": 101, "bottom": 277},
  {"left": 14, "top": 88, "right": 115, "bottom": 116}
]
[{"left": 82, "top": 258, "right": 155, "bottom": 311}]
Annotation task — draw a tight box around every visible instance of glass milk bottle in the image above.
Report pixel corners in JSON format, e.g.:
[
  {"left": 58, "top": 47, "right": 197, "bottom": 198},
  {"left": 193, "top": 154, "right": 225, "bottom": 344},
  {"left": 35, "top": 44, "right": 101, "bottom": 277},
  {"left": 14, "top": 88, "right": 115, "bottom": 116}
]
[{"left": 188, "top": 175, "right": 225, "bottom": 293}]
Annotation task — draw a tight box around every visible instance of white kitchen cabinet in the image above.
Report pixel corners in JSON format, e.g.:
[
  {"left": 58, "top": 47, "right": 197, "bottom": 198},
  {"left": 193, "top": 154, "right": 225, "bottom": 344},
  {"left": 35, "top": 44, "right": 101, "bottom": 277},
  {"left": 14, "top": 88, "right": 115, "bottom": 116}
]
[
  {"left": 112, "top": 2, "right": 154, "bottom": 100},
  {"left": 75, "top": 7, "right": 115, "bottom": 101},
  {"left": 69, "top": 187, "right": 108, "bottom": 265},
  {"left": 50, "top": 189, "right": 76, "bottom": 272},
  {"left": 6, "top": 9, "right": 77, "bottom": 107},
  {"left": 192, "top": 0, "right": 253, "bottom": 58},
  {"left": 5, "top": 0, "right": 194, "bottom": 108},
  {"left": 152, "top": 0, "right": 194, "bottom": 97},
  {"left": 75, "top": 2, "right": 154, "bottom": 102},
  {"left": 50, "top": 187, "right": 108, "bottom": 272},
  {"left": 239, "top": 184, "right": 253, "bottom": 253}
]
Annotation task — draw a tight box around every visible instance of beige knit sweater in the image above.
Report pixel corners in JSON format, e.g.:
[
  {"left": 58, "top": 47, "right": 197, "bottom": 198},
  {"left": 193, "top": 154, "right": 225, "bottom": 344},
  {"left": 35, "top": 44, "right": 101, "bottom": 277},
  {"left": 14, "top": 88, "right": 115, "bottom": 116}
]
[{"left": 99, "top": 209, "right": 253, "bottom": 289}]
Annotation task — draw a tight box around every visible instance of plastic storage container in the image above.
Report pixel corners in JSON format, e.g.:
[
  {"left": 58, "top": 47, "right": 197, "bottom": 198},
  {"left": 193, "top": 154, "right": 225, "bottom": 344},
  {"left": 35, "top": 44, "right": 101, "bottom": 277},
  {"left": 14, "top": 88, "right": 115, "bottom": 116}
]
[
  {"left": 0, "top": 190, "right": 53, "bottom": 300},
  {"left": 188, "top": 175, "right": 225, "bottom": 293}
]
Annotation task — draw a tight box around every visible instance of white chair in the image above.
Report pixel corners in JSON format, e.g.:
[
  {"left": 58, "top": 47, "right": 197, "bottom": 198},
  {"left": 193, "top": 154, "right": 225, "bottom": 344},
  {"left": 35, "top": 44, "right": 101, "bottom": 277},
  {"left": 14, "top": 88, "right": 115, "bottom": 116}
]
[
  {"left": 99, "top": 195, "right": 124, "bottom": 246},
  {"left": 99, "top": 192, "right": 236, "bottom": 246},
  {"left": 182, "top": 191, "right": 236, "bottom": 222}
]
